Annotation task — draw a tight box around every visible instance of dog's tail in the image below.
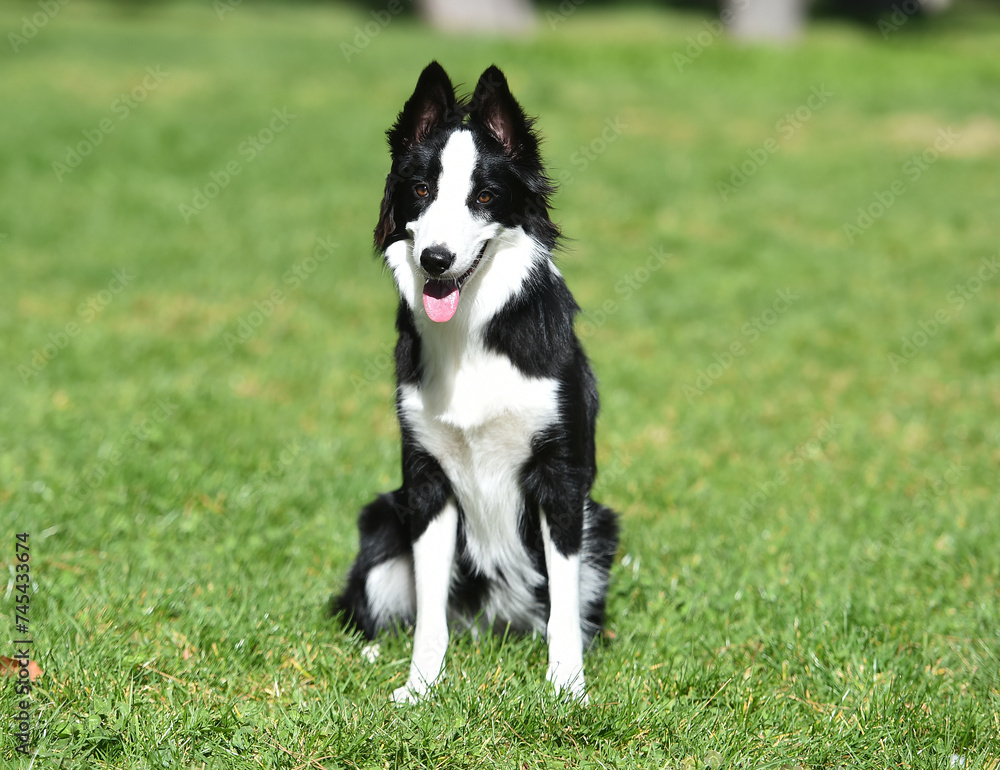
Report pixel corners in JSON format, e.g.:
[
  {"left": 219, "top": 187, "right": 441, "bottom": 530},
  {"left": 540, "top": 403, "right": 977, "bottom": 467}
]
[
  {"left": 579, "top": 498, "right": 620, "bottom": 646},
  {"left": 330, "top": 491, "right": 416, "bottom": 639}
]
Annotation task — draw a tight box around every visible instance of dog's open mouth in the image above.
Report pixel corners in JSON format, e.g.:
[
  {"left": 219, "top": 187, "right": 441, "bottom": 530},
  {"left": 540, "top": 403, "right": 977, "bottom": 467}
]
[{"left": 421, "top": 242, "right": 487, "bottom": 323}]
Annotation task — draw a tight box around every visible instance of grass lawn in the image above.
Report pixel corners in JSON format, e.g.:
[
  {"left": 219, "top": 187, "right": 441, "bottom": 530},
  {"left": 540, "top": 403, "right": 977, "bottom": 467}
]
[{"left": 2, "top": 0, "right": 999, "bottom": 766}]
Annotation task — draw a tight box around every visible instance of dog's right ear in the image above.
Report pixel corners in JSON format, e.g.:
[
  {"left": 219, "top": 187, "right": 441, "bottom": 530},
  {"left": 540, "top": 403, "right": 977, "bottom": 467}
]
[
  {"left": 376, "top": 63, "right": 456, "bottom": 251},
  {"left": 387, "top": 61, "right": 457, "bottom": 153}
]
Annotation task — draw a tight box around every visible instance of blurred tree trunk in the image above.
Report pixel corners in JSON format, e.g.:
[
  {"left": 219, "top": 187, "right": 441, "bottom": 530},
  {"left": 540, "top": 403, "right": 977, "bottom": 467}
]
[
  {"left": 723, "top": 0, "right": 805, "bottom": 41},
  {"left": 416, "top": 0, "right": 536, "bottom": 34}
]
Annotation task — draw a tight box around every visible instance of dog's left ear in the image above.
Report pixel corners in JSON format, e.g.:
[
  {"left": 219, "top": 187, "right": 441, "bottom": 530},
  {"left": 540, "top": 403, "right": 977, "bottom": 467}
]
[
  {"left": 469, "top": 65, "right": 535, "bottom": 160},
  {"left": 388, "top": 61, "right": 458, "bottom": 153}
]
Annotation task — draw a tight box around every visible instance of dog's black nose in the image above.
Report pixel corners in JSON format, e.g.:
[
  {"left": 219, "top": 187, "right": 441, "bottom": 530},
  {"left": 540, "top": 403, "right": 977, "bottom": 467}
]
[{"left": 420, "top": 246, "right": 455, "bottom": 278}]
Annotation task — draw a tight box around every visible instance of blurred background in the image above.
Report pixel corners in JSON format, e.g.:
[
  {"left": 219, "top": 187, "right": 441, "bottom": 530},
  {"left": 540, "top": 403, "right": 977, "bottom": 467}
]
[
  {"left": 2, "top": 0, "right": 999, "bottom": 763},
  {"left": 5, "top": 0, "right": 997, "bottom": 542}
]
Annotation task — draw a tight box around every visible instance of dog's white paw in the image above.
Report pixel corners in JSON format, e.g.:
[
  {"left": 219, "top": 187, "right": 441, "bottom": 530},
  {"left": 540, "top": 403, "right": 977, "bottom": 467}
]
[
  {"left": 391, "top": 678, "right": 430, "bottom": 705},
  {"left": 391, "top": 685, "right": 419, "bottom": 705},
  {"left": 546, "top": 664, "right": 588, "bottom": 704}
]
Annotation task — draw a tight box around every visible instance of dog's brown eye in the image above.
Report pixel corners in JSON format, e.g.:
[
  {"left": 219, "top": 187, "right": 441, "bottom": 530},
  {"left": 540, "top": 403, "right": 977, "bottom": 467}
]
[
  {"left": 477, "top": 190, "right": 493, "bottom": 204},
  {"left": 414, "top": 183, "right": 429, "bottom": 198}
]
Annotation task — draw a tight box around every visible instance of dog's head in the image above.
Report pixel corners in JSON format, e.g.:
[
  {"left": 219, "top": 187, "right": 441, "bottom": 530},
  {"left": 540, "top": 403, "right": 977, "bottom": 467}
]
[{"left": 375, "top": 62, "right": 558, "bottom": 325}]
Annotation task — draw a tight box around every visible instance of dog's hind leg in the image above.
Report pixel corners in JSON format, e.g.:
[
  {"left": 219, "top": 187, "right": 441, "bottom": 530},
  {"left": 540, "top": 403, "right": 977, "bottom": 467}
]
[{"left": 333, "top": 492, "right": 416, "bottom": 639}]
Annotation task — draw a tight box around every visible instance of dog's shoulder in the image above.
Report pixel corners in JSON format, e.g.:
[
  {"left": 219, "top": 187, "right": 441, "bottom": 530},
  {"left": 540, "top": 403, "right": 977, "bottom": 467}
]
[{"left": 482, "top": 262, "right": 581, "bottom": 379}]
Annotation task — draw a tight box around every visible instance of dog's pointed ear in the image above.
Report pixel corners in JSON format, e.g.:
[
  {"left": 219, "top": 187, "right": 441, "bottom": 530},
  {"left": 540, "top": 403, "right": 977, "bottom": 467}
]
[
  {"left": 469, "top": 65, "right": 533, "bottom": 159},
  {"left": 377, "top": 63, "right": 456, "bottom": 251},
  {"left": 388, "top": 61, "right": 457, "bottom": 152}
]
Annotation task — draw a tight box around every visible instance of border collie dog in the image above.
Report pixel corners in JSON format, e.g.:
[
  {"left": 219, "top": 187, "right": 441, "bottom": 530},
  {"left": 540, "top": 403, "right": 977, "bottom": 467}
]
[{"left": 335, "top": 62, "right": 619, "bottom": 703}]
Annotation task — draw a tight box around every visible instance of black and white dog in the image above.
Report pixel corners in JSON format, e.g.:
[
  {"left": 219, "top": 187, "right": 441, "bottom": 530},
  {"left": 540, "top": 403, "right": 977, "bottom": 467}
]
[{"left": 335, "top": 62, "right": 619, "bottom": 703}]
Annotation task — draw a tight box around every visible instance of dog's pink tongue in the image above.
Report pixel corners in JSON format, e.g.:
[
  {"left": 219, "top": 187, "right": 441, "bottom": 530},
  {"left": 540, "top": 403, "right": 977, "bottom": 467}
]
[{"left": 422, "top": 280, "right": 460, "bottom": 323}]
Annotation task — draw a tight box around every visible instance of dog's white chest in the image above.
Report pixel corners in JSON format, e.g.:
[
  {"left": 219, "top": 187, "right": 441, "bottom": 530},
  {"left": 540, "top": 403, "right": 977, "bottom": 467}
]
[{"left": 399, "top": 348, "right": 559, "bottom": 573}]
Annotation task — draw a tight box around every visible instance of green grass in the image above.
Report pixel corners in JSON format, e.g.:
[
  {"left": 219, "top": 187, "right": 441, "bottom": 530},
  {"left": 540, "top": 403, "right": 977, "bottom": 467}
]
[{"left": 2, "top": 0, "right": 999, "bottom": 766}]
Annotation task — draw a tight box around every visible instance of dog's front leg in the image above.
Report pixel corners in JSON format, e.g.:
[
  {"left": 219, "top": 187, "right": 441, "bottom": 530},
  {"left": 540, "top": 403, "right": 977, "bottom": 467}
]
[
  {"left": 540, "top": 510, "right": 587, "bottom": 702},
  {"left": 392, "top": 500, "right": 457, "bottom": 704}
]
